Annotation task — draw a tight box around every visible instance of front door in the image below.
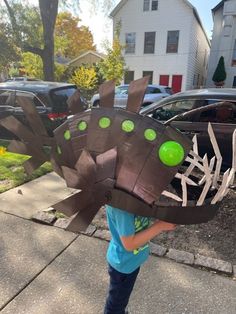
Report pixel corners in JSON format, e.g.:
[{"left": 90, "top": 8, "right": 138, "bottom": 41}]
[
  {"left": 159, "top": 75, "right": 169, "bottom": 86},
  {"left": 172, "top": 75, "right": 182, "bottom": 93}
]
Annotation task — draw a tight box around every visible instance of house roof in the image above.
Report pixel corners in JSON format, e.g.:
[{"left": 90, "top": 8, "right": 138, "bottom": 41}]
[
  {"left": 110, "top": 0, "right": 128, "bottom": 17},
  {"left": 110, "top": 0, "right": 210, "bottom": 46},
  {"left": 212, "top": 1, "right": 226, "bottom": 13},
  {"left": 68, "top": 50, "right": 105, "bottom": 66}
]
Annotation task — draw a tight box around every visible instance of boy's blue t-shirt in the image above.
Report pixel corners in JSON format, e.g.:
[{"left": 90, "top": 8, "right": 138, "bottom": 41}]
[{"left": 106, "top": 205, "right": 150, "bottom": 274}]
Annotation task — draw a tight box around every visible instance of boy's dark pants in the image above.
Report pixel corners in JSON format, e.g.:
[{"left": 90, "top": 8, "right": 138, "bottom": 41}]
[{"left": 104, "top": 264, "right": 140, "bottom": 314}]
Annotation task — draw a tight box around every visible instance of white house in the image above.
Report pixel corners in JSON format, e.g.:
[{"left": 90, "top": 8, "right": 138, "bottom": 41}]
[
  {"left": 110, "top": 0, "right": 210, "bottom": 93},
  {"left": 206, "top": 0, "right": 236, "bottom": 88}
]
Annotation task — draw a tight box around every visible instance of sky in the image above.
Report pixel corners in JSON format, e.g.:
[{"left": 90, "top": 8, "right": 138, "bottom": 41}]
[{"left": 79, "top": 0, "right": 221, "bottom": 52}]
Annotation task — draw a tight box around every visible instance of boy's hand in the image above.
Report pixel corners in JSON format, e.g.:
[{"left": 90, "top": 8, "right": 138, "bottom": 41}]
[{"left": 154, "top": 220, "right": 177, "bottom": 232}]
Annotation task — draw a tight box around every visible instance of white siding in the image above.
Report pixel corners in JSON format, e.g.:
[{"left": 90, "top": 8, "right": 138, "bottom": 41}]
[
  {"left": 187, "top": 15, "right": 210, "bottom": 90},
  {"left": 206, "top": 2, "right": 236, "bottom": 88},
  {"left": 112, "top": 0, "right": 210, "bottom": 91}
]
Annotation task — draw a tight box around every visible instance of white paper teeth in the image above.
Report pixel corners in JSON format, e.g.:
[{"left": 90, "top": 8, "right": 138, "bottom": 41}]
[{"left": 162, "top": 123, "right": 236, "bottom": 207}]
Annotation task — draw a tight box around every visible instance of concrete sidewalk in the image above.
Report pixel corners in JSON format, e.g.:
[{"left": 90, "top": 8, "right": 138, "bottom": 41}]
[
  {"left": 0, "top": 172, "right": 75, "bottom": 219},
  {"left": 0, "top": 173, "right": 236, "bottom": 314},
  {"left": 0, "top": 211, "right": 236, "bottom": 314}
]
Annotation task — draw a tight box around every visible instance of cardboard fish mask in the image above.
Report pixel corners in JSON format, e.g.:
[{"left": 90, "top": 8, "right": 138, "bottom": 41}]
[{"left": 1, "top": 77, "right": 235, "bottom": 232}]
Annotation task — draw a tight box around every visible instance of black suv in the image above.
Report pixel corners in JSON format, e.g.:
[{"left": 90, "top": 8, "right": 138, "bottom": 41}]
[{"left": 0, "top": 81, "right": 88, "bottom": 138}]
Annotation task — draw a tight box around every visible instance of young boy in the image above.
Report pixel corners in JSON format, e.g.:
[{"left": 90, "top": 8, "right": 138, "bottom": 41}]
[{"left": 104, "top": 205, "right": 176, "bottom": 314}]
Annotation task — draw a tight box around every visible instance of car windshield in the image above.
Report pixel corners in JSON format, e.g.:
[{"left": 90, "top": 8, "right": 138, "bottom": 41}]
[
  {"left": 50, "top": 87, "right": 77, "bottom": 112},
  {"left": 115, "top": 86, "right": 129, "bottom": 95}
]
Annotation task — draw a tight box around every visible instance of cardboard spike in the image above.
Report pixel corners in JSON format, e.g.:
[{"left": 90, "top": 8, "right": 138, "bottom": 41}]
[
  {"left": 96, "top": 147, "right": 117, "bottom": 182},
  {"left": 53, "top": 191, "right": 90, "bottom": 217},
  {"left": 16, "top": 96, "right": 48, "bottom": 137},
  {"left": 126, "top": 76, "right": 150, "bottom": 113},
  {"left": 62, "top": 166, "right": 81, "bottom": 189},
  {"left": 0, "top": 115, "right": 36, "bottom": 143},
  {"left": 75, "top": 149, "right": 96, "bottom": 186},
  {"left": 99, "top": 80, "right": 116, "bottom": 108},
  {"left": 8, "top": 140, "right": 29, "bottom": 156},
  {"left": 67, "top": 89, "right": 85, "bottom": 114},
  {"left": 66, "top": 203, "right": 101, "bottom": 232}
]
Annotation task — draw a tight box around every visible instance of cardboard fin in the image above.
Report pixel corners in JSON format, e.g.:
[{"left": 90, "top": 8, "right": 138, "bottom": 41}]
[
  {"left": 17, "top": 96, "right": 48, "bottom": 136},
  {"left": 126, "top": 76, "right": 150, "bottom": 113},
  {"left": 67, "top": 90, "right": 85, "bottom": 114},
  {"left": 96, "top": 147, "right": 117, "bottom": 182},
  {"left": 99, "top": 80, "right": 115, "bottom": 108},
  {"left": 66, "top": 202, "right": 102, "bottom": 232}
]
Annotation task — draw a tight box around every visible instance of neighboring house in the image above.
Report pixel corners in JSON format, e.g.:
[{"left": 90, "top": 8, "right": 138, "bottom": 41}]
[
  {"left": 68, "top": 50, "right": 105, "bottom": 68},
  {"left": 206, "top": 0, "right": 236, "bottom": 88},
  {"left": 110, "top": 0, "right": 210, "bottom": 93}
]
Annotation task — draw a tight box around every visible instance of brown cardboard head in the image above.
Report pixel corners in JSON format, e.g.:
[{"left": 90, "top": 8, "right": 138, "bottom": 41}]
[{"left": 1, "top": 79, "right": 235, "bottom": 232}]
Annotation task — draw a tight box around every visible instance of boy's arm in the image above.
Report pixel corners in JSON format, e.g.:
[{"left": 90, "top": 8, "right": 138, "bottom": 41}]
[{"left": 121, "top": 220, "right": 176, "bottom": 251}]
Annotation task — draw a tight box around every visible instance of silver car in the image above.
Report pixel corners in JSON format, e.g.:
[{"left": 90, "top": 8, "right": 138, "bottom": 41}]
[
  {"left": 140, "top": 88, "right": 236, "bottom": 167},
  {"left": 91, "top": 84, "right": 172, "bottom": 108}
]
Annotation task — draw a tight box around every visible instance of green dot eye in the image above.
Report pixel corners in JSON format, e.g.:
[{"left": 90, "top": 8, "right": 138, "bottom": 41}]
[
  {"left": 57, "top": 145, "right": 62, "bottom": 155},
  {"left": 144, "top": 129, "right": 157, "bottom": 141},
  {"left": 158, "top": 141, "right": 184, "bottom": 167},
  {"left": 99, "top": 117, "right": 111, "bottom": 128},
  {"left": 77, "top": 121, "right": 87, "bottom": 131},
  {"left": 122, "top": 120, "right": 135, "bottom": 133},
  {"left": 64, "top": 130, "right": 71, "bottom": 140}
]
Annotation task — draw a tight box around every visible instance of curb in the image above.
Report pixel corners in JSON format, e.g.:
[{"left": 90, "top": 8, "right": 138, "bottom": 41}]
[{"left": 32, "top": 210, "right": 236, "bottom": 280}]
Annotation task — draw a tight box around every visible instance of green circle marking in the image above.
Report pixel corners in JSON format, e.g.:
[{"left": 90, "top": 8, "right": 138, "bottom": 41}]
[
  {"left": 57, "top": 145, "right": 62, "bottom": 155},
  {"left": 122, "top": 120, "right": 135, "bottom": 133},
  {"left": 144, "top": 129, "right": 157, "bottom": 141},
  {"left": 77, "top": 120, "right": 87, "bottom": 131},
  {"left": 99, "top": 117, "right": 111, "bottom": 128},
  {"left": 64, "top": 130, "right": 71, "bottom": 140},
  {"left": 158, "top": 141, "right": 184, "bottom": 167}
]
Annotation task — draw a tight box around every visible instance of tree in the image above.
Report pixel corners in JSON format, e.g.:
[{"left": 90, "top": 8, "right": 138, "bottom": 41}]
[
  {"left": 98, "top": 24, "right": 126, "bottom": 84},
  {"left": 212, "top": 56, "right": 227, "bottom": 86},
  {"left": 55, "top": 12, "right": 95, "bottom": 59},
  {"left": 70, "top": 66, "right": 98, "bottom": 99},
  {"left": 20, "top": 52, "right": 44, "bottom": 79},
  {"left": 0, "top": 24, "right": 19, "bottom": 71},
  {"left": 3, "top": 0, "right": 59, "bottom": 81}
]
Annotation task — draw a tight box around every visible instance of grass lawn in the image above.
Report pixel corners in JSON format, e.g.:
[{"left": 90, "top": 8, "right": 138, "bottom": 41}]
[{"left": 0, "top": 139, "right": 52, "bottom": 193}]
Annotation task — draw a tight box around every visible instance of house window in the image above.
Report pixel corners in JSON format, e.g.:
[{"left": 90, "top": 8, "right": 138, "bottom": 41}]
[
  {"left": 144, "top": 32, "right": 156, "bottom": 54},
  {"left": 166, "top": 30, "right": 179, "bottom": 53},
  {"left": 125, "top": 33, "right": 136, "bottom": 54},
  {"left": 143, "top": 0, "right": 150, "bottom": 11},
  {"left": 143, "top": 71, "right": 153, "bottom": 84},
  {"left": 195, "top": 40, "right": 199, "bottom": 58},
  {"left": 232, "top": 39, "right": 236, "bottom": 66},
  {"left": 233, "top": 76, "right": 236, "bottom": 88},
  {"left": 143, "top": 0, "right": 158, "bottom": 11},
  {"left": 152, "top": 0, "right": 158, "bottom": 10},
  {"left": 203, "top": 49, "right": 207, "bottom": 67},
  {"left": 124, "top": 71, "right": 134, "bottom": 84}
]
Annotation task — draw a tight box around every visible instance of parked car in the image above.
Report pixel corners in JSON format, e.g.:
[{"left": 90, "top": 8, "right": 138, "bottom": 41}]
[
  {"left": 91, "top": 84, "right": 172, "bottom": 108},
  {"left": 140, "top": 88, "right": 236, "bottom": 167},
  {"left": 4, "top": 76, "right": 41, "bottom": 82},
  {"left": 0, "top": 81, "right": 88, "bottom": 138}
]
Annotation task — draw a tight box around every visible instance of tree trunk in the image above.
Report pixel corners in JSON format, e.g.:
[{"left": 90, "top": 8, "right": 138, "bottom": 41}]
[{"left": 39, "top": 0, "right": 59, "bottom": 81}]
